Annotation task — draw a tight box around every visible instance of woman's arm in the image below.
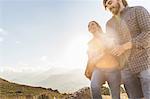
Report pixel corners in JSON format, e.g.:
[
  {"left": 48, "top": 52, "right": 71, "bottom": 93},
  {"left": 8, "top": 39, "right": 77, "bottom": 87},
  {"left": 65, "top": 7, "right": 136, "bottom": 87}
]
[{"left": 84, "top": 49, "right": 95, "bottom": 80}]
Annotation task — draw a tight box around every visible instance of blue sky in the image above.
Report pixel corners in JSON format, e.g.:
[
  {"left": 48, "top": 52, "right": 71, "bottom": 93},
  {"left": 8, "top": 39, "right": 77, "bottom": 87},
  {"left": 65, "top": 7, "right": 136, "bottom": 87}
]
[{"left": 0, "top": 0, "right": 149, "bottom": 72}]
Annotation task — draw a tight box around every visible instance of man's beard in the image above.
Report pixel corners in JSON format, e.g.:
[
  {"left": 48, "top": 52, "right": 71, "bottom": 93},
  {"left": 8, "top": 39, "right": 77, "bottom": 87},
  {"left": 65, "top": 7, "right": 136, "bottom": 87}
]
[{"left": 110, "top": 2, "right": 120, "bottom": 15}]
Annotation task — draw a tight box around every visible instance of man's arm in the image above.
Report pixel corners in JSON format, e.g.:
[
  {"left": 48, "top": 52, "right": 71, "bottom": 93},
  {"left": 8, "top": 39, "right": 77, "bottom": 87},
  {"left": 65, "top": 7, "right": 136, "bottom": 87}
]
[
  {"left": 106, "top": 20, "right": 127, "bottom": 56},
  {"left": 107, "top": 7, "right": 150, "bottom": 56},
  {"left": 132, "top": 6, "right": 150, "bottom": 49}
]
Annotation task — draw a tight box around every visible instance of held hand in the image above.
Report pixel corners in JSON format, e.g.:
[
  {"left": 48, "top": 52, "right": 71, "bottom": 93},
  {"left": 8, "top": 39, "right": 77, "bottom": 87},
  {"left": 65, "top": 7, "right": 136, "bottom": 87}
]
[
  {"left": 123, "top": 42, "right": 132, "bottom": 50},
  {"left": 111, "top": 42, "right": 132, "bottom": 56},
  {"left": 111, "top": 45, "right": 126, "bottom": 56}
]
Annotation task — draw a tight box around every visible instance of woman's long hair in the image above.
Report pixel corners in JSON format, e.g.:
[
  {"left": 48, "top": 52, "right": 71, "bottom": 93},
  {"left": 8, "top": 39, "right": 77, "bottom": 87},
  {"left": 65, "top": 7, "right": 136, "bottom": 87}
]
[{"left": 88, "top": 21, "right": 103, "bottom": 33}]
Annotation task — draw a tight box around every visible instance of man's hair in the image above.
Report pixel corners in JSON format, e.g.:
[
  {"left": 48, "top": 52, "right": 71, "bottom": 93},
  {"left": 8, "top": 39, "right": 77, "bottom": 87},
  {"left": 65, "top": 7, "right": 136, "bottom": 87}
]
[{"left": 103, "top": 0, "right": 128, "bottom": 9}]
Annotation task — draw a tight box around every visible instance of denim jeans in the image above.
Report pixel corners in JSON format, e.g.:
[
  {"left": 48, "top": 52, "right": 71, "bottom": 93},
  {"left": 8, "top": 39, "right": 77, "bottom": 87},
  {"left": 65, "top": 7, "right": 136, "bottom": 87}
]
[
  {"left": 121, "top": 68, "right": 150, "bottom": 99},
  {"left": 138, "top": 68, "right": 150, "bottom": 99},
  {"left": 121, "top": 68, "right": 144, "bottom": 99},
  {"left": 90, "top": 67, "right": 121, "bottom": 99}
]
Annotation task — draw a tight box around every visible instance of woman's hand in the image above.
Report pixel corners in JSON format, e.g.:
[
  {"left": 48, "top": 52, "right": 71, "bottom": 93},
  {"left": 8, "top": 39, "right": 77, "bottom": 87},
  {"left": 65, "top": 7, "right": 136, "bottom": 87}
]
[
  {"left": 84, "top": 61, "right": 95, "bottom": 80},
  {"left": 84, "top": 70, "right": 91, "bottom": 80}
]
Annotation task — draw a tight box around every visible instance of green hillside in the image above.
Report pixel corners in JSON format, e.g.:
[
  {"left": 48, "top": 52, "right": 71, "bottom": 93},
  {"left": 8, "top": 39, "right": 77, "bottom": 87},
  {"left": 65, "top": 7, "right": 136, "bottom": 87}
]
[{"left": 0, "top": 77, "right": 68, "bottom": 99}]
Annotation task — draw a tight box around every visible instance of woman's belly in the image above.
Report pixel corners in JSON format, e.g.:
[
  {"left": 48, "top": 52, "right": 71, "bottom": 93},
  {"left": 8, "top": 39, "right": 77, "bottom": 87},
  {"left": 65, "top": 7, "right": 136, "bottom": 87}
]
[{"left": 95, "top": 53, "right": 119, "bottom": 69}]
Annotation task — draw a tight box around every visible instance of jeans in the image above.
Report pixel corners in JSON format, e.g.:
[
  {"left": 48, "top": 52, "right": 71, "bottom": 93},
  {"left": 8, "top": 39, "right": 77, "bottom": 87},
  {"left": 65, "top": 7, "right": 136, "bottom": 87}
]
[
  {"left": 121, "top": 68, "right": 150, "bottom": 99},
  {"left": 138, "top": 68, "right": 150, "bottom": 99},
  {"left": 90, "top": 67, "right": 121, "bottom": 99}
]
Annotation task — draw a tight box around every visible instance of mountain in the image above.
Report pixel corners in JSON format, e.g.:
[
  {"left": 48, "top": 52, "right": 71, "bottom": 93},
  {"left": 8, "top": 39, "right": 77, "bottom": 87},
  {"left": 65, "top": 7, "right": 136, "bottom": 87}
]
[
  {"left": 36, "top": 69, "right": 89, "bottom": 92},
  {"left": 0, "top": 68, "right": 90, "bottom": 93},
  {"left": 0, "top": 77, "right": 69, "bottom": 99},
  {"left": 0, "top": 77, "right": 127, "bottom": 99}
]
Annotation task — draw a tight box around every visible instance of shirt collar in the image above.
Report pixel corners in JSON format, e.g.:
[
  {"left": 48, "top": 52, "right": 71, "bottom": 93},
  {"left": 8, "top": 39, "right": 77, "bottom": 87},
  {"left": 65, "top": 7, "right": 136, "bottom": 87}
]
[{"left": 120, "top": 6, "right": 129, "bottom": 15}]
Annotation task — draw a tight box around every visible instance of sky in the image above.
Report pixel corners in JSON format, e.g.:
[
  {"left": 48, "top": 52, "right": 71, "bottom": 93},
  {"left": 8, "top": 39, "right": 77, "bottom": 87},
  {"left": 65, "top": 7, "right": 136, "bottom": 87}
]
[{"left": 0, "top": 0, "right": 150, "bottom": 73}]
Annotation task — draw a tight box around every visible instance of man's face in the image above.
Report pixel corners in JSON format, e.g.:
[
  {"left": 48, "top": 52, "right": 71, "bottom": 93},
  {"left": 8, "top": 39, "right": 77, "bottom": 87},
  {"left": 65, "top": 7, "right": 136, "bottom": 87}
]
[{"left": 105, "top": 0, "right": 120, "bottom": 15}]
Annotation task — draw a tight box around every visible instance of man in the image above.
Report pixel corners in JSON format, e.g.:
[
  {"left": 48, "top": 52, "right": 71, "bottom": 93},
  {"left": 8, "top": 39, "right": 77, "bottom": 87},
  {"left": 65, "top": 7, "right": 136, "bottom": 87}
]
[{"left": 103, "top": 0, "right": 150, "bottom": 98}]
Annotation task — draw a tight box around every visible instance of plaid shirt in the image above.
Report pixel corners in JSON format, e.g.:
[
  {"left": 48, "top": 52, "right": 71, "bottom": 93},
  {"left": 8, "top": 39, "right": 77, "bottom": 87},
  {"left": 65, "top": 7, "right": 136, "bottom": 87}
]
[{"left": 106, "top": 6, "right": 150, "bottom": 74}]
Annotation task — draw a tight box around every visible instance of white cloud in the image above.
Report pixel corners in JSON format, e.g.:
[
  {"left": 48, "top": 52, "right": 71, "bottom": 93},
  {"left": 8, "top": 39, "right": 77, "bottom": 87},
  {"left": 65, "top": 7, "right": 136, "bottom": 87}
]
[
  {"left": 17, "top": 61, "right": 29, "bottom": 66},
  {"left": 15, "top": 41, "right": 21, "bottom": 44},
  {"left": 40, "top": 56, "right": 48, "bottom": 61},
  {"left": 0, "top": 37, "right": 4, "bottom": 42},
  {"left": 0, "top": 28, "right": 4, "bottom": 33},
  {"left": 0, "top": 28, "right": 8, "bottom": 36},
  {"left": 0, "top": 28, "right": 8, "bottom": 43}
]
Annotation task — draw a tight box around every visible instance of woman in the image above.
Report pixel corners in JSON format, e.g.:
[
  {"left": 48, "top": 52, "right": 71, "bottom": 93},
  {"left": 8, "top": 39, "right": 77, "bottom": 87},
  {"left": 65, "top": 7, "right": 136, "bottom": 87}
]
[{"left": 85, "top": 21, "right": 121, "bottom": 99}]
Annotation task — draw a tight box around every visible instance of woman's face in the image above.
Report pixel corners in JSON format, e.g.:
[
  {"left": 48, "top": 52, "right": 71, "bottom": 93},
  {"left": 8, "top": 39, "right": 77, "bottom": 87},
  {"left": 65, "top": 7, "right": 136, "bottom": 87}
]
[{"left": 88, "top": 22, "right": 99, "bottom": 34}]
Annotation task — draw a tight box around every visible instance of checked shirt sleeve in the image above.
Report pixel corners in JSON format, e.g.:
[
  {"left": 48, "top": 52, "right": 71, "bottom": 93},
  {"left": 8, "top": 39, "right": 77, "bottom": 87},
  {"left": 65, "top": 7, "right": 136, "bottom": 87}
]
[{"left": 132, "top": 6, "right": 150, "bottom": 49}]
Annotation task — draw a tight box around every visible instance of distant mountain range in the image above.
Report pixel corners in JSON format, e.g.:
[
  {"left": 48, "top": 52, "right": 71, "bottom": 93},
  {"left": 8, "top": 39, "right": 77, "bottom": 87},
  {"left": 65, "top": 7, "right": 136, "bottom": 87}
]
[
  {"left": 0, "top": 77, "right": 127, "bottom": 99},
  {"left": 0, "top": 77, "right": 69, "bottom": 99},
  {"left": 0, "top": 68, "right": 89, "bottom": 93}
]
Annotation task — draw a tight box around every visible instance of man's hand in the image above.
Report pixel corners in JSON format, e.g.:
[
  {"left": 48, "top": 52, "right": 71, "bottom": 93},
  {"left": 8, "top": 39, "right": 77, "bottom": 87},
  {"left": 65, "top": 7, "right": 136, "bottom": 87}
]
[
  {"left": 111, "top": 42, "right": 132, "bottom": 56},
  {"left": 111, "top": 45, "right": 126, "bottom": 56},
  {"left": 123, "top": 42, "right": 132, "bottom": 50}
]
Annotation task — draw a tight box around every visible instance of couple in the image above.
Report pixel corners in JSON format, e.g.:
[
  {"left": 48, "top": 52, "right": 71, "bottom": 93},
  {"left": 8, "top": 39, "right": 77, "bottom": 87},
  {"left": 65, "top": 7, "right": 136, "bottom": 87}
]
[{"left": 85, "top": 0, "right": 150, "bottom": 99}]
